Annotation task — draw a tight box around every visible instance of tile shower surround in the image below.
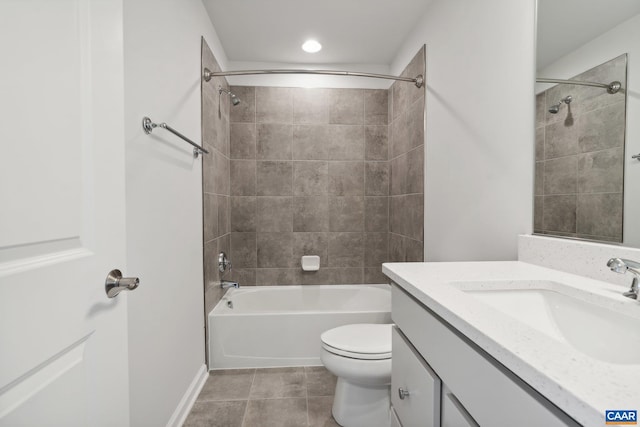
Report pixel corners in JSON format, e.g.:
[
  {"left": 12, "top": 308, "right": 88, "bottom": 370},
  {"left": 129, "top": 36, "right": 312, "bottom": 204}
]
[
  {"left": 227, "top": 86, "right": 390, "bottom": 286},
  {"left": 201, "top": 44, "right": 424, "bottom": 368},
  {"left": 222, "top": 47, "right": 425, "bottom": 287},
  {"left": 389, "top": 46, "right": 425, "bottom": 263},
  {"left": 534, "top": 55, "right": 626, "bottom": 242},
  {"left": 201, "top": 39, "right": 231, "bottom": 363}
]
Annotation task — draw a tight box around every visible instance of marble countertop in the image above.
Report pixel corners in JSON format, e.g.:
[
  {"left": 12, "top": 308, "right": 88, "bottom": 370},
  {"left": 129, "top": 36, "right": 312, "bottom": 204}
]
[{"left": 382, "top": 261, "right": 640, "bottom": 427}]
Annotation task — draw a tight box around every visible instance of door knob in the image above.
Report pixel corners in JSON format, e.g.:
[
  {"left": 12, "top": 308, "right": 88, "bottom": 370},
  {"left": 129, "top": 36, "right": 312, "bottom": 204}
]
[{"left": 105, "top": 269, "right": 139, "bottom": 298}]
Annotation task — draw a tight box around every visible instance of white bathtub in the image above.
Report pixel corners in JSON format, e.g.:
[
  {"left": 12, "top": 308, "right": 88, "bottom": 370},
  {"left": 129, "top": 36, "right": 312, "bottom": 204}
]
[{"left": 208, "top": 284, "right": 391, "bottom": 369}]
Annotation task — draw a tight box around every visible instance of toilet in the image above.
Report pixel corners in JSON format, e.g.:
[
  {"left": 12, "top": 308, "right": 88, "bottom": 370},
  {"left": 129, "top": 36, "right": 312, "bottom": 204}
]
[{"left": 320, "top": 324, "right": 392, "bottom": 427}]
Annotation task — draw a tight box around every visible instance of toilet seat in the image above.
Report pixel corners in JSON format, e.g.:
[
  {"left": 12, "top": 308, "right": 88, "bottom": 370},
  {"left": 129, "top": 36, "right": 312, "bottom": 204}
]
[{"left": 321, "top": 324, "right": 392, "bottom": 360}]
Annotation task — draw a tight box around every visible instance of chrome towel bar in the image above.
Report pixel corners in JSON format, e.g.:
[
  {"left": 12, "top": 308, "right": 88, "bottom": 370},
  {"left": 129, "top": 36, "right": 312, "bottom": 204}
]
[{"left": 142, "top": 116, "right": 208, "bottom": 158}]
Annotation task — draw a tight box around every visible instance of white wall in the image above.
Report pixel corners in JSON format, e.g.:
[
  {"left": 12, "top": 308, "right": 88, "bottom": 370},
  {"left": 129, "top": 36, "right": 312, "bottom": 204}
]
[
  {"left": 536, "top": 13, "right": 640, "bottom": 248},
  {"left": 123, "top": 1, "right": 226, "bottom": 425},
  {"left": 391, "top": 0, "right": 536, "bottom": 262}
]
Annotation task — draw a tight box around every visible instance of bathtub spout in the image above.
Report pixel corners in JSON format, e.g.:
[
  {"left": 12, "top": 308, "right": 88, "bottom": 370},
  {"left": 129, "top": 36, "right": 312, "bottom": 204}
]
[{"left": 220, "top": 280, "right": 239, "bottom": 289}]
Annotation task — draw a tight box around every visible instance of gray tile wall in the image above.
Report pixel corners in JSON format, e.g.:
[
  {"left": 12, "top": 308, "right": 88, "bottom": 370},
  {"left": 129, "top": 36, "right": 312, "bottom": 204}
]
[
  {"left": 202, "top": 39, "right": 231, "bottom": 358},
  {"left": 534, "top": 54, "right": 626, "bottom": 242},
  {"left": 226, "top": 85, "right": 390, "bottom": 285},
  {"left": 205, "top": 46, "right": 426, "bottom": 290},
  {"left": 388, "top": 46, "right": 426, "bottom": 262}
]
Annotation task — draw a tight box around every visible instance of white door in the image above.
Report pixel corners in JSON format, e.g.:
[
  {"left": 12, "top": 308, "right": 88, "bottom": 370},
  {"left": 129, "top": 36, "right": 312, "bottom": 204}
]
[{"left": 0, "top": 1, "right": 130, "bottom": 426}]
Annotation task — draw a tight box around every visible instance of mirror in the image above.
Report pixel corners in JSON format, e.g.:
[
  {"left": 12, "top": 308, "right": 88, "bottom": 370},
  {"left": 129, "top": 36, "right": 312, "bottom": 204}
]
[{"left": 535, "top": 0, "right": 640, "bottom": 247}]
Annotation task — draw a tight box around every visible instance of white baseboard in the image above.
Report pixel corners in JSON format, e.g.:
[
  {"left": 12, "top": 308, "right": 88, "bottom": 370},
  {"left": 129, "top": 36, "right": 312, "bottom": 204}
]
[{"left": 166, "top": 364, "right": 208, "bottom": 427}]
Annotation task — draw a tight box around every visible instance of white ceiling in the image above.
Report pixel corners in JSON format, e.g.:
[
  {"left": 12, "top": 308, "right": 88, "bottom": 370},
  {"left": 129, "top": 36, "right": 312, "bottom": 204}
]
[
  {"left": 202, "top": 0, "right": 433, "bottom": 65},
  {"left": 537, "top": 0, "right": 640, "bottom": 70}
]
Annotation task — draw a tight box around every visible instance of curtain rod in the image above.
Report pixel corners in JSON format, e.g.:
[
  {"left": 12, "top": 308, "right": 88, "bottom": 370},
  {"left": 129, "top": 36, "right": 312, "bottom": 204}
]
[
  {"left": 536, "top": 77, "right": 621, "bottom": 94},
  {"left": 203, "top": 68, "right": 424, "bottom": 88}
]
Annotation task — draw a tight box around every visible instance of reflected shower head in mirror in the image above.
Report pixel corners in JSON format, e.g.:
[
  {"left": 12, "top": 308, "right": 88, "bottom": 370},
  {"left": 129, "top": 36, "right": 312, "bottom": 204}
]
[
  {"left": 548, "top": 95, "right": 572, "bottom": 114},
  {"left": 218, "top": 86, "right": 241, "bottom": 106}
]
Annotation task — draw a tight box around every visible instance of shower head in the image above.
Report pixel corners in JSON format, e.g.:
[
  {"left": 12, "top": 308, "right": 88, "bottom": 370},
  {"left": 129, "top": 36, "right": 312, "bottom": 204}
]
[
  {"left": 548, "top": 95, "right": 572, "bottom": 114},
  {"left": 218, "top": 87, "right": 241, "bottom": 106}
]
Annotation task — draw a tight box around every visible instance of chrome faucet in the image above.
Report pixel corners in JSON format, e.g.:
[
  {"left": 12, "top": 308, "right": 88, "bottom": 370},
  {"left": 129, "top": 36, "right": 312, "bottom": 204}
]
[
  {"left": 607, "top": 258, "right": 640, "bottom": 299},
  {"left": 220, "top": 280, "right": 239, "bottom": 289}
]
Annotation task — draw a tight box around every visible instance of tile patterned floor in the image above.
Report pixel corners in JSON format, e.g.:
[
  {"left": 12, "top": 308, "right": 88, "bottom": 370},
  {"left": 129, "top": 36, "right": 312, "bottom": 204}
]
[{"left": 184, "top": 367, "right": 341, "bottom": 427}]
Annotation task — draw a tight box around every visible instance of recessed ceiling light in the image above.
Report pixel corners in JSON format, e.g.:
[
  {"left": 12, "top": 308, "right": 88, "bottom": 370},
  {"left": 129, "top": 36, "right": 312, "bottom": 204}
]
[{"left": 302, "top": 40, "right": 322, "bottom": 53}]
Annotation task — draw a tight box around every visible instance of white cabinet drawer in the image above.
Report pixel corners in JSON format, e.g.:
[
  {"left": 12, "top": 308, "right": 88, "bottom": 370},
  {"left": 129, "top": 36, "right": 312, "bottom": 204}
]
[
  {"left": 391, "top": 327, "right": 440, "bottom": 427},
  {"left": 441, "top": 386, "right": 479, "bottom": 427}
]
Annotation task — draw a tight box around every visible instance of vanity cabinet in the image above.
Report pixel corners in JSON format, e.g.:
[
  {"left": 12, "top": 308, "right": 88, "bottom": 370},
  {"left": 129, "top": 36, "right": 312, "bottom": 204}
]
[
  {"left": 391, "top": 328, "right": 440, "bottom": 427},
  {"left": 391, "top": 284, "right": 580, "bottom": 427},
  {"left": 441, "top": 386, "right": 479, "bottom": 427},
  {"left": 391, "top": 407, "right": 402, "bottom": 427}
]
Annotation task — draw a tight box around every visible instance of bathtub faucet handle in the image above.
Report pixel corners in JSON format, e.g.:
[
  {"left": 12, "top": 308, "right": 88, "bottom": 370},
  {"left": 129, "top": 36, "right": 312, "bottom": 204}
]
[{"left": 218, "top": 252, "right": 232, "bottom": 273}]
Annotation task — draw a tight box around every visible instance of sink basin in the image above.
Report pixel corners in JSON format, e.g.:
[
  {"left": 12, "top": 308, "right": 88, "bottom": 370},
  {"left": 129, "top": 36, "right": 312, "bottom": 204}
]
[{"left": 454, "top": 280, "right": 640, "bottom": 365}]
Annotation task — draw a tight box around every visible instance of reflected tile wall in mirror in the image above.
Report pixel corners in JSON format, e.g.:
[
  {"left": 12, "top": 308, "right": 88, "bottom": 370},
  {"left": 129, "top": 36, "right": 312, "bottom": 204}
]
[{"left": 534, "top": 54, "right": 627, "bottom": 243}]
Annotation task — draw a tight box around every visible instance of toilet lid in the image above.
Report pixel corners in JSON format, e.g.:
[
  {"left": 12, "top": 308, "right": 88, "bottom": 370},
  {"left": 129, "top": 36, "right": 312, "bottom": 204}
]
[{"left": 321, "top": 324, "right": 392, "bottom": 360}]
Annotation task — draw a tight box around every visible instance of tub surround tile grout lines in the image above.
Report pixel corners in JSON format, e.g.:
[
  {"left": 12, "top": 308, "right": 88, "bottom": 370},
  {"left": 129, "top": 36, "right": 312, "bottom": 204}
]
[
  {"left": 387, "top": 144, "right": 424, "bottom": 163},
  {"left": 225, "top": 86, "right": 392, "bottom": 284}
]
